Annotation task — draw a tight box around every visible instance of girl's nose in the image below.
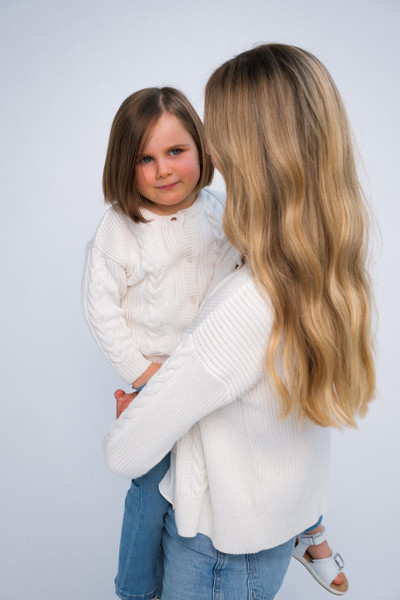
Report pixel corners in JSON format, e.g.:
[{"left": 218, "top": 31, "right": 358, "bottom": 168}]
[{"left": 156, "top": 159, "right": 172, "bottom": 178}]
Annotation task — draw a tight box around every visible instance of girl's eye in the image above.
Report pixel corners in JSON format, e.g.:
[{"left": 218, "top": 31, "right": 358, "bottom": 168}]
[
  {"left": 170, "top": 148, "right": 182, "bottom": 156},
  {"left": 141, "top": 156, "right": 153, "bottom": 164}
]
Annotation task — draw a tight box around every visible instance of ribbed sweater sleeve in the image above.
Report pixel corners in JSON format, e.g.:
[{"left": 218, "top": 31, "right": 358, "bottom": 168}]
[{"left": 104, "top": 266, "right": 273, "bottom": 478}]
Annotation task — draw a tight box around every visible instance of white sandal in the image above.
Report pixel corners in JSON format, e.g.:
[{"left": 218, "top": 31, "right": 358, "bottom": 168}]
[{"left": 293, "top": 526, "right": 349, "bottom": 595}]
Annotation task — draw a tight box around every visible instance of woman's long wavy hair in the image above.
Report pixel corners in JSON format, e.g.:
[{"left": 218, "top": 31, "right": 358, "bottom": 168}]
[{"left": 205, "top": 43, "right": 375, "bottom": 428}]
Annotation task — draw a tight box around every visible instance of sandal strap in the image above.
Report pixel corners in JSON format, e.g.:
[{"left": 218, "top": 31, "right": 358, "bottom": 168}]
[
  {"left": 294, "top": 525, "right": 328, "bottom": 555},
  {"left": 311, "top": 552, "right": 345, "bottom": 584},
  {"left": 304, "top": 525, "right": 328, "bottom": 545}
]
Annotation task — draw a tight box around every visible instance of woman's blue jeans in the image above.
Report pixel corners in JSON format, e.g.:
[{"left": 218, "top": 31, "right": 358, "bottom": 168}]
[
  {"left": 114, "top": 447, "right": 321, "bottom": 600},
  {"left": 161, "top": 505, "right": 295, "bottom": 600},
  {"left": 115, "top": 453, "right": 170, "bottom": 600}
]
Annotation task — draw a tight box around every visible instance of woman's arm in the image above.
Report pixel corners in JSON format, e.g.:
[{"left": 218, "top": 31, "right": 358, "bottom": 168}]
[{"left": 104, "top": 267, "right": 273, "bottom": 478}]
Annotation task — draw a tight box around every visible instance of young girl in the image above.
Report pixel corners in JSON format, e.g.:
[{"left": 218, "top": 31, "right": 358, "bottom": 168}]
[
  {"left": 82, "top": 87, "right": 240, "bottom": 600},
  {"left": 104, "top": 44, "right": 375, "bottom": 600}
]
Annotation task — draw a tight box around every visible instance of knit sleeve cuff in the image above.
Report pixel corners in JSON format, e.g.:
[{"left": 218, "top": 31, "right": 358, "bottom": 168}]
[
  {"left": 114, "top": 353, "right": 152, "bottom": 385},
  {"left": 104, "top": 339, "right": 231, "bottom": 478}
]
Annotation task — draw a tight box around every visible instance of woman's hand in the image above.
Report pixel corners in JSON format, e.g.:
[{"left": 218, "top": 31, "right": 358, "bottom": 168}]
[{"left": 115, "top": 389, "right": 138, "bottom": 419}]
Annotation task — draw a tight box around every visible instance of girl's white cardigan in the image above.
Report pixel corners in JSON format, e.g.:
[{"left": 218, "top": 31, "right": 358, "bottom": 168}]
[
  {"left": 82, "top": 189, "right": 238, "bottom": 383},
  {"left": 104, "top": 264, "right": 330, "bottom": 554}
]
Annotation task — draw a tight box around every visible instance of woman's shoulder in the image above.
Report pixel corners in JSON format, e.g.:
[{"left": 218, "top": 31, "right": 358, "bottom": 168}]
[
  {"left": 190, "top": 263, "right": 272, "bottom": 333},
  {"left": 210, "top": 263, "right": 267, "bottom": 305},
  {"left": 188, "top": 263, "right": 274, "bottom": 379}
]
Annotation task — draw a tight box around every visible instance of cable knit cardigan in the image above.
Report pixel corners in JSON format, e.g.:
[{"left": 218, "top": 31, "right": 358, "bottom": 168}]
[
  {"left": 104, "top": 264, "right": 331, "bottom": 554},
  {"left": 82, "top": 188, "right": 239, "bottom": 383}
]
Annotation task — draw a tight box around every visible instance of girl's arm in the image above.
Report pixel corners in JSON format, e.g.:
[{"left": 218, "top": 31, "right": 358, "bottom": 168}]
[
  {"left": 132, "top": 361, "right": 161, "bottom": 389},
  {"left": 82, "top": 245, "right": 152, "bottom": 384},
  {"left": 104, "top": 267, "right": 273, "bottom": 479}
]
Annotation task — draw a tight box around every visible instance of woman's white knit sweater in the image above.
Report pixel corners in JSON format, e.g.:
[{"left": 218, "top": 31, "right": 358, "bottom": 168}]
[
  {"left": 104, "top": 263, "right": 331, "bottom": 554},
  {"left": 82, "top": 189, "right": 239, "bottom": 383}
]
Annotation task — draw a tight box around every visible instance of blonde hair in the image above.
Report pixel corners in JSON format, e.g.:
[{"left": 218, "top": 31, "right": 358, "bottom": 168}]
[
  {"left": 205, "top": 43, "right": 375, "bottom": 428},
  {"left": 103, "top": 87, "right": 213, "bottom": 222}
]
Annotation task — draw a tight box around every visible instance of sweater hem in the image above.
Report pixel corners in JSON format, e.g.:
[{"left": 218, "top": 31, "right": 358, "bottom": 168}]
[{"left": 174, "top": 495, "right": 330, "bottom": 554}]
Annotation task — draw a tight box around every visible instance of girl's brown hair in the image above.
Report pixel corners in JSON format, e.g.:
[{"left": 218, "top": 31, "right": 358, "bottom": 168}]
[
  {"left": 205, "top": 43, "right": 375, "bottom": 428},
  {"left": 103, "top": 87, "right": 213, "bottom": 222}
]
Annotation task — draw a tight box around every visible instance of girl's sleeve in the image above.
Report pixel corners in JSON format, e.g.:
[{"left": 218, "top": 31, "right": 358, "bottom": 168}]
[
  {"left": 82, "top": 244, "right": 151, "bottom": 384},
  {"left": 204, "top": 188, "right": 243, "bottom": 293},
  {"left": 104, "top": 271, "right": 273, "bottom": 478}
]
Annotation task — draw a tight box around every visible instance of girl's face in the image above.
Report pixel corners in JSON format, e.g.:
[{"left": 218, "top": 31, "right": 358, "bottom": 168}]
[{"left": 136, "top": 112, "right": 201, "bottom": 216}]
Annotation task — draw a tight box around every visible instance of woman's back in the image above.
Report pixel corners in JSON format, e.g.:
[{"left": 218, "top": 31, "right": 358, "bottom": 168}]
[{"left": 106, "top": 263, "right": 330, "bottom": 552}]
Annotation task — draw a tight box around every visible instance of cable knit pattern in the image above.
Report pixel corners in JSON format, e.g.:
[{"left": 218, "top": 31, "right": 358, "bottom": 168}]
[
  {"left": 82, "top": 188, "right": 240, "bottom": 383},
  {"left": 104, "top": 264, "right": 331, "bottom": 554}
]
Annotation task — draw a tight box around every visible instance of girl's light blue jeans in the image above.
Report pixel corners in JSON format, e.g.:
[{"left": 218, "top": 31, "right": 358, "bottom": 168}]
[
  {"left": 161, "top": 505, "right": 295, "bottom": 600},
  {"left": 304, "top": 515, "right": 323, "bottom": 533},
  {"left": 115, "top": 453, "right": 171, "bottom": 600}
]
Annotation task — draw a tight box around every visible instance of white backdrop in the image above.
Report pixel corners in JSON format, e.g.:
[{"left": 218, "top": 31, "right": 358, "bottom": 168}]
[{"left": 1, "top": 1, "right": 399, "bottom": 599}]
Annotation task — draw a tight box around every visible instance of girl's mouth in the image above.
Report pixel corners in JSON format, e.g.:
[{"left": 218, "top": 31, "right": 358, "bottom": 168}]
[{"left": 157, "top": 182, "right": 179, "bottom": 191}]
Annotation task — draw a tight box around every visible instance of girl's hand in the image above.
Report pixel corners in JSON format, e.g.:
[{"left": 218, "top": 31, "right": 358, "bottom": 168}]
[
  {"left": 115, "top": 363, "right": 162, "bottom": 419},
  {"left": 115, "top": 389, "right": 138, "bottom": 419},
  {"left": 132, "top": 362, "right": 162, "bottom": 389}
]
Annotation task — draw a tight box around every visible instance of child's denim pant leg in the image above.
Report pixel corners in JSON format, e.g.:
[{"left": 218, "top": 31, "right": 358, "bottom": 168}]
[
  {"left": 115, "top": 453, "right": 171, "bottom": 600},
  {"left": 303, "top": 515, "right": 323, "bottom": 533}
]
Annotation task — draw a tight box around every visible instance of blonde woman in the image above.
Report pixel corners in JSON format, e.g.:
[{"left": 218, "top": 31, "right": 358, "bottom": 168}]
[{"left": 104, "top": 44, "right": 375, "bottom": 600}]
